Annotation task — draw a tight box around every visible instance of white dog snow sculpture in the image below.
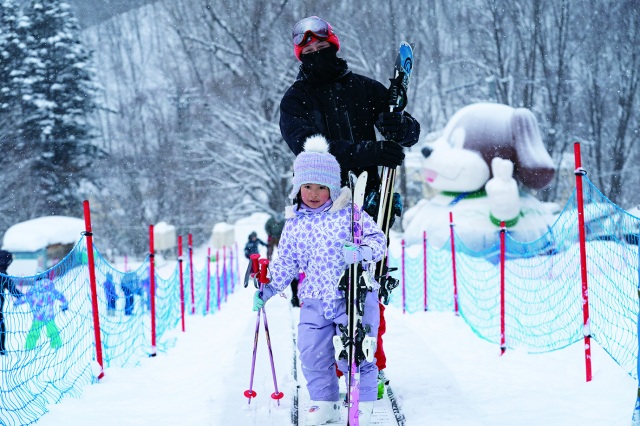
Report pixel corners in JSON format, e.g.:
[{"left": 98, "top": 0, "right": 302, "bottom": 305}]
[{"left": 403, "top": 102, "right": 559, "bottom": 257}]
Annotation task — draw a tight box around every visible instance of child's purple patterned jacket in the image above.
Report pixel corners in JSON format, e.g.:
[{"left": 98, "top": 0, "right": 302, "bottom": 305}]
[{"left": 264, "top": 187, "right": 386, "bottom": 319}]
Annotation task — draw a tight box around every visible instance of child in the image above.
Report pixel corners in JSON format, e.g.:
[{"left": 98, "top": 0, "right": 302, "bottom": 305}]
[
  {"left": 252, "top": 135, "right": 386, "bottom": 426},
  {"left": 121, "top": 272, "right": 138, "bottom": 316},
  {"left": 243, "top": 231, "right": 267, "bottom": 259},
  {"left": 18, "top": 275, "right": 68, "bottom": 350},
  {"left": 103, "top": 272, "right": 117, "bottom": 316}
]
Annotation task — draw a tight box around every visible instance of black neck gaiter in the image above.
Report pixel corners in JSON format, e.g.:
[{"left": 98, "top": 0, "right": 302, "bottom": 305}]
[{"left": 300, "top": 45, "right": 345, "bottom": 83}]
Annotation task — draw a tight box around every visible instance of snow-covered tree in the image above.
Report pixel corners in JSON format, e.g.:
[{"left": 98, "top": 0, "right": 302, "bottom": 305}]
[
  {"left": 19, "top": 0, "right": 100, "bottom": 216},
  {"left": 0, "top": 0, "right": 27, "bottom": 142}
]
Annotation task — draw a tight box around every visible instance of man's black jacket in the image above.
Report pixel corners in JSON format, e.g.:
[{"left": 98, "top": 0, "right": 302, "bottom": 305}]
[{"left": 280, "top": 64, "right": 420, "bottom": 194}]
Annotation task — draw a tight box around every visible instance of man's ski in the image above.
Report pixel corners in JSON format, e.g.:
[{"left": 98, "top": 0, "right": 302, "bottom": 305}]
[
  {"left": 375, "top": 41, "right": 415, "bottom": 299},
  {"left": 378, "top": 370, "right": 406, "bottom": 426}
]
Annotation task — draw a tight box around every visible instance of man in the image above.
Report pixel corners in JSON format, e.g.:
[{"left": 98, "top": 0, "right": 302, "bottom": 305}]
[
  {"left": 279, "top": 15, "right": 420, "bottom": 425},
  {"left": 280, "top": 16, "right": 419, "bottom": 199}
]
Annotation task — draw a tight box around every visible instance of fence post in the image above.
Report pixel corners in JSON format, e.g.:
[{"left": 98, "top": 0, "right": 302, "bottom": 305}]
[
  {"left": 206, "top": 247, "right": 212, "bottom": 314},
  {"left": 149, "top": 225, "right": 157, "bottom": 357},
  {"left": 401, "top": 239, "right": 406, "bottom": 314},
  {"left": 216, "top": 249, "right": 221, "bottom": 310},
  {"left": 188, "top": 233, "right": 195, "bottom": 315},
  {"left": 230, "top": 243, "right": 235, "bottom": 293},
  {"left": 82, "top": 200, "right": 104, "bottom": 379},
  {"left": 574, "top": 141, "right": 592, "bottom": 382},
  {"left": 449, "top": 212, "right": 459, "bottom": 315},
  {"left": 500, "top": 221, "right": 506, "bottom": 355},
  {"left": 632, "top": 240, "right": 640, "bottom": 424},
  {"left": 178, "top": 235, "right": 185, "bottom": 332},
  {"left": 423, "top": 230, "right": 428, "bottom": 312},
  {"left": 223, "top": 245, "right": 228, "bottom": 302},
  {"left": 235, "top": 243, "right": 240, "bottom": 291}
]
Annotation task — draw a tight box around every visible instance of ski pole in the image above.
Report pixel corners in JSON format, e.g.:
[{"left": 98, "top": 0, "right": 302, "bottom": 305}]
[
  {"left": 258, "top": 258, "right": 284, "bottom": 404},
  {"left": 243, "top": 255, "right": 262, "bottom": 403},
  {"left": 244, "top": 305, "right": 261, "bottom": 403}
]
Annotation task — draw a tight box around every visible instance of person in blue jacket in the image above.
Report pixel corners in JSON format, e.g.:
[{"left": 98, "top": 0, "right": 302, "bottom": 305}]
[
  {"left": 0, "top": 250, "right": 23, "bottom": 355},
  {"left": 243, "top": 232, "right": 267, "bottom": 259}
]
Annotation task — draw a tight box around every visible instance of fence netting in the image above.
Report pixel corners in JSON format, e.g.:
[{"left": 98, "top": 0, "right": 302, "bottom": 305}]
[
  {"left": 0, "top": 241, "right": 237, "bottom": 425},
  {"left": 388, "top": 176, "right": 639, "bottom": 379}
]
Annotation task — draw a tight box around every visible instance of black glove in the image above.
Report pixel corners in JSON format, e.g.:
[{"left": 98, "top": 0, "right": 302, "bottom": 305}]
[
  {"left": 354, "top": 140, "right": 405, "bottom": 168},
  {"left": 376, "top": 111, "right": 409, "bottom": 142}
]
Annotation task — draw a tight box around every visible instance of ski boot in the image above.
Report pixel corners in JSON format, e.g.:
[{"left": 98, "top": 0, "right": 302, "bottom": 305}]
[
  {"left": 306, "top": 401, "right": 340, "bottom": 425},
  {"left": 357, "top": 401, "right": 375, "bottom": 426}
]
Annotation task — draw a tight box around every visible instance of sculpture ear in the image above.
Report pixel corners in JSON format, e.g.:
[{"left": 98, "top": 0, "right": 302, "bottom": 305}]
[
  {"left": 511, "top": 108, "right": 555, "bottom": 189},
  {"left": 450, "top": 127, "right": 466, "bottom": 149}
]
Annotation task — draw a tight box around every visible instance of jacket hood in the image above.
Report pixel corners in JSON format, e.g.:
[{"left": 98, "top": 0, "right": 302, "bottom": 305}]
[{"left": 285, "top": 186, "right": 351, "bottom": 219}]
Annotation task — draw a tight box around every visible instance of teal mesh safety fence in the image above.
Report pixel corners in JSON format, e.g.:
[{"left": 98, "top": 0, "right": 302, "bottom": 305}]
[
  {"left": 0, "top": 239, "right": 238, "bottom": 425},
  {"left": 388, "top": 175, "right": 640, "bottom": 380}
]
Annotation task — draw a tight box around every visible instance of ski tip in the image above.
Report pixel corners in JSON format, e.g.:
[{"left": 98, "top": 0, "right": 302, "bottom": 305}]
[{"left": 399, "top": 41, "right": 413, "bottom": 52}]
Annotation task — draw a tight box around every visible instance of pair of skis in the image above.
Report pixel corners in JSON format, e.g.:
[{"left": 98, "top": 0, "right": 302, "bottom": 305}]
[
  {"left": 339, "top": 42, "right": 414, "bottom": 426},
  {"left": 375, "top": 41, "right": 414, "bottom": 294}
]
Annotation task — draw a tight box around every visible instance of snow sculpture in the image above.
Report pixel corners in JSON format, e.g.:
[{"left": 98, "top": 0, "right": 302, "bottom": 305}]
[{"left": 403, "top": 102, "right": 559, "bottom": 256}]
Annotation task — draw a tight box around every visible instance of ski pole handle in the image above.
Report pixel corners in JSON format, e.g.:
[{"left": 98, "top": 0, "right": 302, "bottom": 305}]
[
  {"left": 258, "top": 258, "right": 270, "bottom": 285},
  {"left": 250, "top": 253, "right": 260, "bottom": 276},
  {"left": 257, "top": 258, "right": 270, "bottom": 297}
]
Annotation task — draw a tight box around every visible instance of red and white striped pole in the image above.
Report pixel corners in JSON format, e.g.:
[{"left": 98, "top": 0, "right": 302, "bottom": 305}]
[
  {"left": 423, "top": 230, "right": 428, "bottom": 312},
  {"left": 499, "top": 221, "right": 506, "bottom": 356},
  {"left": 188, "top": 233, "right": 195, "bottom": 315},
  {"left": 449, "top": 212, "right": 459, "bottom": 315},
  {"left": 82, "top": 200, "right": 104, "bottom": 379},
  {"left": 574, "top": 141, "right": 592, "bottom": 382},
  {"left": 149, "top": 225, "right": 157, "bottom": 357},
  {"left": 178, "top": 235, "right": 185, "bottom": 332}
]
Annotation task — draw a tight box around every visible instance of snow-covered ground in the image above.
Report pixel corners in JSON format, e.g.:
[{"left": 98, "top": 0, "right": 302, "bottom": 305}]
[
  {"left": 18, "top": 210, "right": 637, "bottom": 425},
  {"left": 34, "top": 273, "right": 637, "bottom": 425}
]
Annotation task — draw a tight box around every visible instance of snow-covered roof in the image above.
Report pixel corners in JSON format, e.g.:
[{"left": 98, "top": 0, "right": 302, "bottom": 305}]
[{"left": 2, "top": 216, "right": 85, "bottom": 252}]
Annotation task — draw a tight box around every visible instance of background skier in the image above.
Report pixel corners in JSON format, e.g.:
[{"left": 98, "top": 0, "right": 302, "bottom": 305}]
[
  {"left": 243, "top": 231, "right": 267, "bottom": 259},
  {"left": 121, "top": 272, "right": 139, "bottom": 316},
  {"left": 0, "top": 250, "right": 23, "bottom": 355},
  {"left": 103, "top": 272, "right": 117, "bottom": 316},
  {"left": 264, "top": 214, "right": 285, "bottom": 261},
  {"left": 17, "top": 275, "right": 68, "bottom": 350}
]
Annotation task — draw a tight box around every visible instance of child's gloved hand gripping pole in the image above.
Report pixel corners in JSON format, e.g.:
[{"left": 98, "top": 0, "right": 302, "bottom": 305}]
[{"left": 244, "top": 257, "right": 284, "bottom": 405}]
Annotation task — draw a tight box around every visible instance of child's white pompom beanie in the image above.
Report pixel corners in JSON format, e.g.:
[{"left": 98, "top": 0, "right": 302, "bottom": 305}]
[{"left": 289, "top": 135, "right": 341, "bottom": 202}]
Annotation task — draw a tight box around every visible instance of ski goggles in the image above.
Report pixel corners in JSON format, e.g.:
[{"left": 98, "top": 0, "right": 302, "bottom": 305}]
[{"left": 292, "top": 16, "right": 331, "bottom": 46}]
